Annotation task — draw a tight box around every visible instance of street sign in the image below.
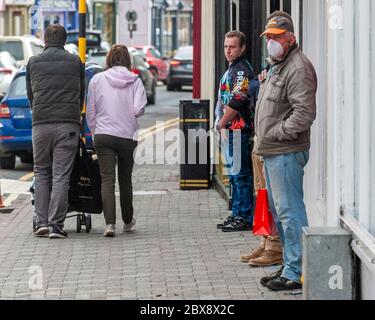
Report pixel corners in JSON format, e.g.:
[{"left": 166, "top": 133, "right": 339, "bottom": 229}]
[
  {"left": 128, "top": 23, "right": 137, "bottom": 32},
  {"left": 126, "top": 10, "right": 137, "bottom": 22}
]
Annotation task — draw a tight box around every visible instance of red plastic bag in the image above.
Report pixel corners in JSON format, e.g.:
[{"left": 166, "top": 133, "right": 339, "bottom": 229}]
[{"left": 253, "top": 189, "right": 278, "bottom": 236}]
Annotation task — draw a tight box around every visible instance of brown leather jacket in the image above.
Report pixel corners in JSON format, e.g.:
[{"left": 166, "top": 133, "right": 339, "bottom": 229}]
[{"left": 254, "top": 46, "right": 318, "bottom": 156}]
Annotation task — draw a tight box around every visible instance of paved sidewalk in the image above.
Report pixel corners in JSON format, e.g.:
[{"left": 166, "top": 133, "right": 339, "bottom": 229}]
[{"left": 0, "top": 162, "right": 302, "bottom": 300}]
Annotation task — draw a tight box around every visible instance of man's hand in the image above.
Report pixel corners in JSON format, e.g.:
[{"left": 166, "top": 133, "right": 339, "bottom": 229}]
[{"left": 220, "top": 106, "right": 239, "bottom": 128}]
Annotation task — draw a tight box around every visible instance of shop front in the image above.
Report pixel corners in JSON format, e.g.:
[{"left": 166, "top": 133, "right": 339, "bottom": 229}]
[
  {"left": 92, "top": 0, "right": 115, "bottom": 46},
  {"left": 298, "top": 0, "right": 375, "bottom": 300},
  {"left": 35, "top": 0, "right": 77, "bottom": 31},
  {"left": 3, "top": 0, "right": 34, "bottom": 36}
]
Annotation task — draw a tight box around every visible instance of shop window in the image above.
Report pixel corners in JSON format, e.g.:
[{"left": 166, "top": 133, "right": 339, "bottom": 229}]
[
  {"left": 94, "top": 3, "right": 114, "bottom": 45},
  {"left": 12, "top": 12, "right": 22, "bottom": 36},
  {"left": 231, "top": 0, "right": 239, "bottom": 30},
  {"left": 232, "top": 2, "right": 237, "bottom": 30},
  {"left": 267, "top": 0, "right": 291, "bottom": 15},
  {"left": 341, "top": 0, "right": 375, "bottom": 236}
]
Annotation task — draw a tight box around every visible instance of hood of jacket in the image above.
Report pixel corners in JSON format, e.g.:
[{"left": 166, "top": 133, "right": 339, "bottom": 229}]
[{"left": 104, "top": 66, "right": 139, "bottom": 88}]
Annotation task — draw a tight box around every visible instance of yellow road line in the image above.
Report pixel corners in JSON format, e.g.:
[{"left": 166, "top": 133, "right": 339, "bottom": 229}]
[
  {"left": 19, "top": 172, "right": 34, "bottom": 182},
  {"left": 139, "top": 120, "right": 180, "bottom": 140},
  {"left": 138, "top": 118, "right": 179, "bottom": 135}
]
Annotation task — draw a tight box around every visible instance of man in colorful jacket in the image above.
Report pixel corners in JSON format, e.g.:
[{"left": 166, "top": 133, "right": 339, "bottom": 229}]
[{"left": 215, "top": 31, "right": 255, "bottom": 232}]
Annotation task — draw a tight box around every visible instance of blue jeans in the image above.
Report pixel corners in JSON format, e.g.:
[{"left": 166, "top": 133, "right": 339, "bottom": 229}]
[
  {"left": 263, "top": 151, "right": 309, "bottom": 283},
  {"left": 223, "top": 131, "right": 254, "bottom": 224}
]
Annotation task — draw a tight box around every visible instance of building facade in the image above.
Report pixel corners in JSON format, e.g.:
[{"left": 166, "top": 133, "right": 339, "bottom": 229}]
[
  {"left": 35, "top": 0, "right": 78, "bottom": 31},
  {"left": 91, "top": 0, "right": 116, "bottom": 45},
  {"left": 117, "top": 0, "right": 151, "bottom": 47},
  {"left": 2, "top": 0, "right": 34, "bottom": 36},
  {"left": 151, "top": 0, "right": 193, "bottom": 57},
  {"left": 197, "top": 0, "right": 375, "bottom": 299},
  {"left": 0, "top": 0, "right": 5, "bottom": 35}
]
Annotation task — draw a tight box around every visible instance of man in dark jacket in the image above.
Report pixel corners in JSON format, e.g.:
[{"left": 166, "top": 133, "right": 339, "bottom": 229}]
[
  {"left": 215, "top": 31, "right": 255, "bottom": 232},
  {"left": 27, "top": 24, "right": 85, "bottom": 239}
]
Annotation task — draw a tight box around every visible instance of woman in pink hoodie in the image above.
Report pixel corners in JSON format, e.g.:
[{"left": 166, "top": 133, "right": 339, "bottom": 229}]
[{"left": 86, "top": 44, "right": 147, "bottom": 237}]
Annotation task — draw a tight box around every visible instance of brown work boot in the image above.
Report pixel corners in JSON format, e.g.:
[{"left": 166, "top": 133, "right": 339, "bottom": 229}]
[
  {"left": 265, "top": 236, "right": 282, "bottom": 252},
  {"left": 240, "top": 237, "right": 266, "bottom": 263},
  {"left": 248, "top": 250, "right": 283, "bottom": 267}
]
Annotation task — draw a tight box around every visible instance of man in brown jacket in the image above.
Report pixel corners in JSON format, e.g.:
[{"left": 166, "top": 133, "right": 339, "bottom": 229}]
[{"left": 254, "top": 15, "right": 317, "bottom": 291}]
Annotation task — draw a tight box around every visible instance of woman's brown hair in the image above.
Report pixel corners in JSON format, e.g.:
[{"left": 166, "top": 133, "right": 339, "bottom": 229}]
[{"left": 106, "top": 44, "right": 132, "bottom": 70}]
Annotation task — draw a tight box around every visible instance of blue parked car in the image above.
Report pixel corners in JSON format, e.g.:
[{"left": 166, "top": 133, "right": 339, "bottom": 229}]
[
  {"left": 0, "top": 64, "right": 103, "bottom": 169},
  {"left": 0, "top": 67, "right": 32, "bottom": 169}
]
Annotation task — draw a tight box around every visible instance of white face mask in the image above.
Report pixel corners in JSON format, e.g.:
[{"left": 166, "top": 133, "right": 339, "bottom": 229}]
[{"left": 267, "top": 39, "right": 284, "bottom": 60}]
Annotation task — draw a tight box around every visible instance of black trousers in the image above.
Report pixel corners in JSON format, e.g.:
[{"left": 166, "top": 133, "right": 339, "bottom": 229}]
[{"left": 94, "top": 134, "right": 137, "bottom": 225}]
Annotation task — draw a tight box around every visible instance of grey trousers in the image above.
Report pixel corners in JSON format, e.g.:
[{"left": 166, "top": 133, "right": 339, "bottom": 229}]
[
  {"left": 33, "top": 123, "right": 80, "bottom": 229},
  {"left": 94, "top": 134, "right": 137, "bottom": 225}
]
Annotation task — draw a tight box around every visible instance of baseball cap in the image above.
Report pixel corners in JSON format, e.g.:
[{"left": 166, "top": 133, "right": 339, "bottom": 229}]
[{"left": 260, "top": 16, "right": 294, "bottom": 37}]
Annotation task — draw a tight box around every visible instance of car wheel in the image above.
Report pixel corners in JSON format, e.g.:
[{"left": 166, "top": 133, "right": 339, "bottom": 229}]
[
  {"left": 167, "top": 82, "right": 176, "bottom": 91},
  {"left": 150, "top": 66, "right": 158, "bottom": 79},
  {"left": 147, "top": 90, "right": 156, "bottom": 105},
  {"left": 0, "top": 155, "right": 16, "bottom": 169},
  {"left": 147, "top": 93, "right": 155, "bottom": 104}
]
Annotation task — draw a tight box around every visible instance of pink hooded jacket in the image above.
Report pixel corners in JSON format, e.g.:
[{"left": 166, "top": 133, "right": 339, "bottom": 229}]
[{"left": 86, "top": 66, "right": 147, "bottom": 141}]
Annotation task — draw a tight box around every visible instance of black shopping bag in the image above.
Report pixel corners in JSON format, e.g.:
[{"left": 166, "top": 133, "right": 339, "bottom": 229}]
[{"left": 68, "top": 139, "right": 102, "bottom": 214}]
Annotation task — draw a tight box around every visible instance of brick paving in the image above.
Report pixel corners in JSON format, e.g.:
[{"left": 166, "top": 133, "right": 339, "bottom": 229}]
[{"left": 0, "top": 162, "right": 302, "bottom": 300}]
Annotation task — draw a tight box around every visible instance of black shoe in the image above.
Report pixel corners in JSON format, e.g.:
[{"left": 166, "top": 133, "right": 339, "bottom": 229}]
[
  {"left": 260, "top": 266, "right": 284, "bottom": 287},
  {"left": 222, "top": 219, "right": 253, "bottom": 232},
  {"left": 266, "top": 276, "right": 302, "bottom": 291},
  {"left": 49, "top": 226, "right": 67, "bottom": 239},
  {"left": 34, "top": 226, "right": 49, "bottom": 237},
  {"left": 216, "top": 216, "right": 233, "bottom": 229}
]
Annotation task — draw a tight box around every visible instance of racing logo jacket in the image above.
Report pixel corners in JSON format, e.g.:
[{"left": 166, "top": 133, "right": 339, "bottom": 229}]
[{"left": 215, "top": 56, "right": 255, "bottom": 133}]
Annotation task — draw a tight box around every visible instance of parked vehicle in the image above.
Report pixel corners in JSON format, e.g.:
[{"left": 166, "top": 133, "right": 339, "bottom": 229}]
[
  {"left": 0, "top": 36, "right": 44, "bottom": 67},
  {"left": 131, "top": 45, "right": 169, "bottom": 83},
  {"left": 0, "top": 51, "right": 18, "bottom": 99},
  {"left": 87, "top": 51, "right": 106, "bottom": 69},
  {"left": 87, "top": 49, "right": 157, "bottom": 105},
  {"left": 64, "top": 43, "right": 79, "bottom": 55},
  {"left": 0, "top": 68, "right": 32, "bottom": 169},
  {"left": 66, "top": 30, "right": 103, "bottom": 53},
  {"left": 166, "top": 46, "right": 193, "bottom": 91},
  {"left": 130, "top": 50, "right": 157, "bottom": 105}
]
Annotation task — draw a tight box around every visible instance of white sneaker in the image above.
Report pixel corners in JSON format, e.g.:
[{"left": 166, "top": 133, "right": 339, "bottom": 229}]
[
  {"left": 104, "top": 224, "right": 116, "bottom": 237},
  {"left": 123, "top": 219, "right": 136, "bottom": 232}
]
